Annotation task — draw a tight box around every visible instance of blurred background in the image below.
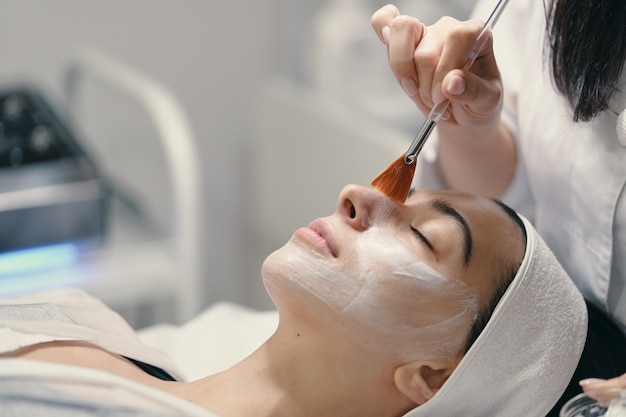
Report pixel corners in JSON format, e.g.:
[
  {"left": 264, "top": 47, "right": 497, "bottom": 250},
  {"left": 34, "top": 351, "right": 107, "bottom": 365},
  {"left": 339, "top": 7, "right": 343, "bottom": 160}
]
[{"left": 0, "top": 0, "right": 476, "bottom": 327}]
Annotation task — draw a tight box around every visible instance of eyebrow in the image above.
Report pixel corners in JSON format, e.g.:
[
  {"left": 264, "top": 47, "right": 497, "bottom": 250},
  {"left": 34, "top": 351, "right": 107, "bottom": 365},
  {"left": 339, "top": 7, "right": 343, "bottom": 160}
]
[{"left": 431, "top": 199, "right": 473, "bottom": 266}]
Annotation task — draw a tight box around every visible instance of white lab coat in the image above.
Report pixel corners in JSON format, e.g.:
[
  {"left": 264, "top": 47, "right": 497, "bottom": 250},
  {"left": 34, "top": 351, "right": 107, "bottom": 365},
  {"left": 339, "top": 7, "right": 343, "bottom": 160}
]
[{"left": 417, "top": 0, "right": 626, "bottom": 331}]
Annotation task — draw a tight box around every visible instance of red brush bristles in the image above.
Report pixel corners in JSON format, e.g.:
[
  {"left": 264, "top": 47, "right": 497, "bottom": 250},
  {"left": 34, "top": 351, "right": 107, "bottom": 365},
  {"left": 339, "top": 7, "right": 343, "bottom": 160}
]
[{"left": 370, "top": 154, "right": 416, "bottom": 205}]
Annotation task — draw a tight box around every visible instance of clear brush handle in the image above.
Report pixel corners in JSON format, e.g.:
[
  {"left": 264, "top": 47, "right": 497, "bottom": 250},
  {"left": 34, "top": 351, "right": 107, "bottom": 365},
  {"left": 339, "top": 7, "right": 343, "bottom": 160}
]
[{"left": 404, "top": 0, "right": 510, "bottom": 164}]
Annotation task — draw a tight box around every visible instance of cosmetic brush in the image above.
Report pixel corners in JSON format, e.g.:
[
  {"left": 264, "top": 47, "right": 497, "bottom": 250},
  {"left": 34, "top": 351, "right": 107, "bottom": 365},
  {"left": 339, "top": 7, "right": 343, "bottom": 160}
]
[{"left": 371, "top": 0, "right": 511, "bottom": 204}]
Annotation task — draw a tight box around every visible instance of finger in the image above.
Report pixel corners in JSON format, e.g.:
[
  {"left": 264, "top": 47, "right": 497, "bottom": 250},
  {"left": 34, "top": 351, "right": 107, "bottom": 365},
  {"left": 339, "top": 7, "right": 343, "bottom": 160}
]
[
  {"left": 442, "top": 69, "right": 502, "bottom": 126},
  {"left": 388, "top": 15, "right": 426, "bottom": 98},
  {"left": 432, "top": 20, "right": 486, "bottom": 104},
  {"left": 410, "top": 17, "right": 451, "bottom": 107},
  {"left": 443, "top": 69, "right": 500, "bottom": 107},
  {"left": 580, "top": 374, "right": 626, "bottom": 392},
  {"left": 371, "top": 4, "right": 400, "bottom": 45}
]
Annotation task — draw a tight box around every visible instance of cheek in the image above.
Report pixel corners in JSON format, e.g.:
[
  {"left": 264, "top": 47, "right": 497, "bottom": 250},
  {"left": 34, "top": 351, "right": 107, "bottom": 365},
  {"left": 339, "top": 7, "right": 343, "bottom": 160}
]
[
  {"left": 261, "top": 227, "right": 402, "bottom": 313},
  {"left": 261, "top": 240, "right": 364, "bottom": 313},
  {"left": 343, "top": 256, "right": 479, "bottom": 359},
  {"left": 342, "top": 228, "right": 480, "bottom": 358}
]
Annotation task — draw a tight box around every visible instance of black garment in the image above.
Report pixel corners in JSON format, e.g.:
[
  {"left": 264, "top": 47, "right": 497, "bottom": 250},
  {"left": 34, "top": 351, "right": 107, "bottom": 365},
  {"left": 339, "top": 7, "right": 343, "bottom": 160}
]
[
  {"left": 547, "top": 300, "right": 626, "bottom": 416},
  {"left": 124, "top": 356, "right": 178, "bottom": 381}
]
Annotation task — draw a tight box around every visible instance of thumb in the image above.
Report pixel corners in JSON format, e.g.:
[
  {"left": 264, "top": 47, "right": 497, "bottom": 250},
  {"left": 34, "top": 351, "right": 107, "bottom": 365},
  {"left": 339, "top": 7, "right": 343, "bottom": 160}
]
[{"left": 441, "top": 69, "right": 502, "bottom": 126}]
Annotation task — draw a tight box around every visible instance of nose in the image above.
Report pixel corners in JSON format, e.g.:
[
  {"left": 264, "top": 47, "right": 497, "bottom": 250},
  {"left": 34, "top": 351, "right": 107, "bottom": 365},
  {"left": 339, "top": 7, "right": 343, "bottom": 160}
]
[{"left": 338, "top": 184, "right": 386, "bottom": 231}]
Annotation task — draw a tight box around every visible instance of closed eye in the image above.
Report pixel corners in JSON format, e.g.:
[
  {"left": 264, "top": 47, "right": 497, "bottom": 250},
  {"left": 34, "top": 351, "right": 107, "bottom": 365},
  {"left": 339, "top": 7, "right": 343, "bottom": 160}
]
[{"left": 411, "top": 226, "right": 433, "bottom": 251}]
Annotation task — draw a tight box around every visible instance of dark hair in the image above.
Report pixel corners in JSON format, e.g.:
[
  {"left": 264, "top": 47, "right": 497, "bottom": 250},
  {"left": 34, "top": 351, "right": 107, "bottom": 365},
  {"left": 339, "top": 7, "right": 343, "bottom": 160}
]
[
  {"left": 546, "top": 300, "right": 626, "bottom": 416},
  {"left": 463, "top": 200, "right": 527, "bottom": 352},
  {"left": 545, "top": 0, "right": 626, "bottom": 122}
]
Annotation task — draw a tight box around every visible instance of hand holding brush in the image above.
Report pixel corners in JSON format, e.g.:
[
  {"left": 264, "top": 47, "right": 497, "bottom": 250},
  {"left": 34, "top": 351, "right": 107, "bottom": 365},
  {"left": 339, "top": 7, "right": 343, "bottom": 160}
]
[{"left": 370, "top": 0, "right": 511, "bottom": 204}]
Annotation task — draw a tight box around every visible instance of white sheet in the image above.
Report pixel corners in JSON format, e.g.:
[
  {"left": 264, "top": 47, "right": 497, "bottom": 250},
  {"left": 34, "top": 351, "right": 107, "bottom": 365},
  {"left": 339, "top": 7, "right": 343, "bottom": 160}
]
[
  {"left": 0, "top": 288, "right": 186, "bottom": 381},
  {"left": 138, "top": 301, "right": 279, "bottom": 381},
  {"left": 0, "top": 289, "right": 278, "bottom": 416},
  {"left": 0, "top": 358, "right": 217, "bottom": 416}
]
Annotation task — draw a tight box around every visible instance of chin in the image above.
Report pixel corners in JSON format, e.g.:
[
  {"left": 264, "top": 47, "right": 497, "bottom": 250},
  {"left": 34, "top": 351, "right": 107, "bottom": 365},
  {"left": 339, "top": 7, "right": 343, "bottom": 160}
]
[{"left": 260, "top": 244, "right": 298, "bottom": 304}]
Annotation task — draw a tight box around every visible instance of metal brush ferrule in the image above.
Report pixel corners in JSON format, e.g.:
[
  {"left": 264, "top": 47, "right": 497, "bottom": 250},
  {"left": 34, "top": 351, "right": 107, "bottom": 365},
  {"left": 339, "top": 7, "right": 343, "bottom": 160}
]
[{"left": 404, "top": 118, "right": 437, "bottom": 164}]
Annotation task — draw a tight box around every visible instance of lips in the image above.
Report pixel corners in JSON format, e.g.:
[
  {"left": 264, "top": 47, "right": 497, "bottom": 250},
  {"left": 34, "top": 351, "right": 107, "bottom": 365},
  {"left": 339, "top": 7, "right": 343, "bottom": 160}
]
[{"left": 296, "top": 218, "right": 338, "bottom": 257}]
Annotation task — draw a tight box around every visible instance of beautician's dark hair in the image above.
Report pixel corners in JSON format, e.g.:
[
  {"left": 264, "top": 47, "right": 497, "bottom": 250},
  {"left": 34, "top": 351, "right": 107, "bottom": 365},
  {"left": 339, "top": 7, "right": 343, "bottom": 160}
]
[
  {"left": 463, "top": 200, "right": 527, "bottom": 353},
  {"left": 545, "top": 0, "right": 626, "bottom": 122}
]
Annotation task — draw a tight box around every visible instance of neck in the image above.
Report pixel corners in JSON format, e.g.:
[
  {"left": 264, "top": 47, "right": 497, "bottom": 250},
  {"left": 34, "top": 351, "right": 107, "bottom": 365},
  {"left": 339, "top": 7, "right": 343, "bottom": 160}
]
[{"left": 178, "top": 323, "right": 414, "bottom": 417}]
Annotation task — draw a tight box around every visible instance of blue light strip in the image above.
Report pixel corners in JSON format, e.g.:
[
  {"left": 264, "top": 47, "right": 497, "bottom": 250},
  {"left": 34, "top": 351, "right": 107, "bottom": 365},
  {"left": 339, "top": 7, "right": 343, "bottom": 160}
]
[{"left": 0, "top": 243, "right": 80, "bottom": 277}]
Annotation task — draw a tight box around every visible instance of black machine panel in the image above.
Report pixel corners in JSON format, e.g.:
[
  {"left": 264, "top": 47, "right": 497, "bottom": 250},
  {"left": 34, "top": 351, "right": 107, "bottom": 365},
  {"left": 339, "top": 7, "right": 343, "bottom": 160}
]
[{"left": 0, "top": 86, "right": 108, "bottom": 252}]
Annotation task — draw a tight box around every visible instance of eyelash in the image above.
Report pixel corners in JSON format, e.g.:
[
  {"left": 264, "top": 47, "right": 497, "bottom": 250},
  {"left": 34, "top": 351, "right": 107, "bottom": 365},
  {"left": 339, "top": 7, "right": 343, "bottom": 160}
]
[{"left": 411, "top": 226, "right": 433, "bottom": 250}]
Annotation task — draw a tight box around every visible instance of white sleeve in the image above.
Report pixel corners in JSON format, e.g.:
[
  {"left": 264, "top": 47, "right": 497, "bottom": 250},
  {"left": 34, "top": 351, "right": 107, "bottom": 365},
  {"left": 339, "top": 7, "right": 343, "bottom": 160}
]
[
  {"left": 412, "top": 130, "right": 447, "bottom": 190},
  {"left": 499, "top": 106, "right": 536, "bottom": 222},
  {"left": 481, "top": 0, "right": 536, "bottom": 219}
]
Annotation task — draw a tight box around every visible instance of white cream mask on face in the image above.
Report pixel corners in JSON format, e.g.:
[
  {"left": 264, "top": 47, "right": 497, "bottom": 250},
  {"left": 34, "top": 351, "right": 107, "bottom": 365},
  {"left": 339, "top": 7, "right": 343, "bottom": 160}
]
[{"left": 263, "top": 220, "right": 479, "bottom": 360}]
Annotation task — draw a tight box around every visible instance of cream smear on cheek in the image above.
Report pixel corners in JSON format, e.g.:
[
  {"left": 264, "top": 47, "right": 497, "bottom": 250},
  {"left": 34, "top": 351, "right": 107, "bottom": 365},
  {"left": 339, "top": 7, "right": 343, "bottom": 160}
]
[{"left": 263, "top": 222, "right": 479, "bottom": 360}]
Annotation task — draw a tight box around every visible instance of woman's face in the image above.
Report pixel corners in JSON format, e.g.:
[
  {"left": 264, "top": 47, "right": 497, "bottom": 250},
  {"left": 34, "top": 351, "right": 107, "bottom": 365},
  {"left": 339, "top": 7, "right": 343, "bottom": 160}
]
[{"left": 262, "top": 185, "right": 525, "bottom": 360}]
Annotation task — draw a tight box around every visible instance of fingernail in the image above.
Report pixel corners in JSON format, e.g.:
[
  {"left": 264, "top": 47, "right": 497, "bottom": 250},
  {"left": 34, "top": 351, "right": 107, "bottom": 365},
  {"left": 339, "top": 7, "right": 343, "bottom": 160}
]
[
  {"left": 579, "top": 378, "right": 606, "bottom": 387},
  {"left": 400, "top": 78, "right": 418, "bottom": 97},
  {"left": 432, "top": 83, "right": 445, "bottom": 104},
  {"left": 448, "top": 75, "right": 466, "bottom": 95},
  {"left": 381, "top": 26, "right": 390, "bottom": 44}
]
